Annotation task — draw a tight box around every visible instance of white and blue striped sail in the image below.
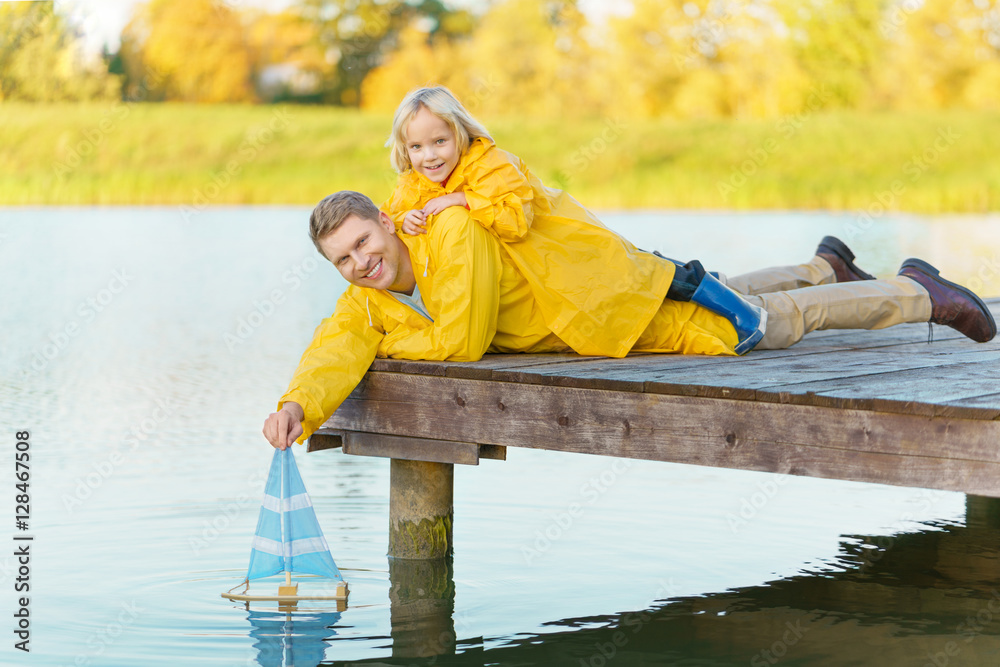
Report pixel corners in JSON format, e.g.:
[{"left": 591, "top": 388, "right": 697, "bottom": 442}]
[{"left": 246, "top": 447, "right": 343, "bottom": 581}]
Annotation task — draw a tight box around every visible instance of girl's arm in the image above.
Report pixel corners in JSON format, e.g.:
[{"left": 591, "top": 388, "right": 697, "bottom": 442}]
[
  {"left": 380, "top": 207, "right": 501, "bottom": 362},
  {"left": 463, "top": 149, "right": 535, "bottom": 241}
]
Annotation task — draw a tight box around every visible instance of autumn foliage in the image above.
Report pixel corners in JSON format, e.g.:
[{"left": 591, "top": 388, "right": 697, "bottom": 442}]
[{"left": 2, "top": 0, "right": 1000, "bottom": 118}]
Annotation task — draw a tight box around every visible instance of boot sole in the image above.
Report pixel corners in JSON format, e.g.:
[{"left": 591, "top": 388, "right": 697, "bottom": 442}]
[
  {"left": 818, "top": 235, "right": 876, "bottom": 280},
  {"left": 900, "top": 258, "right": 997, "bottom": 340}
]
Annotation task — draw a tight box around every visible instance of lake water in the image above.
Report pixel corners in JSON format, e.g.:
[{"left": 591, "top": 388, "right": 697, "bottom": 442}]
[{"left": 1, "top": 207, "right": 999, "bottom": 666}]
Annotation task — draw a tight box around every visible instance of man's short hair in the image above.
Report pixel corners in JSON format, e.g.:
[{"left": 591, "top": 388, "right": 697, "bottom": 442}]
[{"left": 309, "top": 191, "right": 382, "bottom": 256}]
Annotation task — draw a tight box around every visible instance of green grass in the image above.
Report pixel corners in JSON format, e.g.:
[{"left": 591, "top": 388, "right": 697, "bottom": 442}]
[{"left": 1, "top": 102, "right": 998, "bottom": 211}]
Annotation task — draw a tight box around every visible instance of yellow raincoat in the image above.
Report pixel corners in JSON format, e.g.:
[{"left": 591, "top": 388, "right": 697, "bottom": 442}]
[
  {"left": 381, "top": 137, "right": 694, "bottom": 356},
  {"left": 280, "top": 146, "right": 740, "bottom": 442}
]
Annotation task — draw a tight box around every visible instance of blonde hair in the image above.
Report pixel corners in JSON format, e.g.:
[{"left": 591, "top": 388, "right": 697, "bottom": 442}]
[
  {"left": 387, "top": 85, "right": 492, "bottom": 174},
  {"left": 309, "top": 191, "right": 381, "bottom": 257}
]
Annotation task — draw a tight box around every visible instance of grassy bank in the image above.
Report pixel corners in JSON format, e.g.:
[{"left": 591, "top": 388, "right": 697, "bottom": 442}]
[{"left": 1, "top": 102, "right": 999, "bottom": 211}]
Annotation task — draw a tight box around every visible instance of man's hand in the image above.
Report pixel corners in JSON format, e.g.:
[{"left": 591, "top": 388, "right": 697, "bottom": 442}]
[
  {"left": 262, "top": 402, "right": 305, "bottom": 450},
  {"left": 422, "top": 192, "right": 467, "bottom": 216},
  {"left": 402, "top": 209, "right": 427, "bottom": 235}
]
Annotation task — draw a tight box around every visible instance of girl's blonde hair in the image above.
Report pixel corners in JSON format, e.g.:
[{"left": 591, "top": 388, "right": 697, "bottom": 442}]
[{"left": 387, "top": 85, "right": 492, "bottom": 174}]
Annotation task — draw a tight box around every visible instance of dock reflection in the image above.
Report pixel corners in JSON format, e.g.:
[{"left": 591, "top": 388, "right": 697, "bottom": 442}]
[
  {"left": 324, "top": 495, "right": 1000, "bottom": 666},
  {"left": 388, "top": 557, "right": 457, "bottom": 660}
]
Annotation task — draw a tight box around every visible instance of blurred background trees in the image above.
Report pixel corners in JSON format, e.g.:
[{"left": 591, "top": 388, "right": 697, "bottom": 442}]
[
  {"left": 4, "top": 0, "right": 1000, "bottom": 117},
  {"left": 0, "top": 1, "right": 119, "bottom": 101}
]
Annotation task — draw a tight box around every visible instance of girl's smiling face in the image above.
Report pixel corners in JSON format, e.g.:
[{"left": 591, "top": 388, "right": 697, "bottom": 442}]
[{"left": 405, "top": 106, "right": 460, "bottom": 183}]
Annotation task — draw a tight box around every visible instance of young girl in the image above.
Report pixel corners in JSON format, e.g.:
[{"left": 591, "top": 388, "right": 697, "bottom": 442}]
[
  {"left": 382, "top": 85, "right": 549, "bottom": 243},
  {"left": 380, "top": 85, "right": 766, "bottom": 355}
]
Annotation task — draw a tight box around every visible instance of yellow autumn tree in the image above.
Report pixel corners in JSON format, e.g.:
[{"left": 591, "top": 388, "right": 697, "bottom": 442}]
[
  {"left": 601, "top": 0, "right": 810, "bottom": 119},
  {"left": 881, "top": 0, "right": 1000, "bottom": 110},
  {"left": 359, "top": 25, "right": 463, "bottom": 112},
  {"left": 120, "top": 0, "right": 254, "bottom": 102},
  {"left": 774, "top": 0, "right": 888, "bottom": 111},
  {"left": 361, "top": 0, "right": 597, "bottom": 118},
  {"left": 0, "top": 1, "right": 119, "bottom": 101},
  {"left": 246, "top": 8, "right": 333, "bottom": 101},
  {"left": 457, "top": 0, "right": 595, "bottom": 117}
]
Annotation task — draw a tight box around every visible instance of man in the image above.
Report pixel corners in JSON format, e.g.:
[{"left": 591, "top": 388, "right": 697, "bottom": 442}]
[{"left": 263, "top": 191, "right": 996, "bottom": 450}]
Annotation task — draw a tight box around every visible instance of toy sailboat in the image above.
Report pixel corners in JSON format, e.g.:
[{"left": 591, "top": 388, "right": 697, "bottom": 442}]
[{"left": 222, "top": 447, "right": 348, "bottom": 605}]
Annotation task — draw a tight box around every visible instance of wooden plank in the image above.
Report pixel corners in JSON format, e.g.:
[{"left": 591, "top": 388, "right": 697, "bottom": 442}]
[
  {"left": 307, "top": 431, "right": 343, "bottom": 452},
  {"left": 941, "top": 392, "right": 1000, "bottom": 418},
  {"left": 479, "top": 444, "right": 507, "bottom": 461},
  {"left": 761, "top": 362, "right": 1000, "bottom": 406},
  {"left": 371, "top": 358, "right": 448, "bottom": 376},
  {"left": 364, "top": 300, "right": 996, "bottom": 392},
  {"left": 323, "top": 373, "right": 1000, "bottom": 496},
  {"left": 422, "top": 329, "right": 988, "bottom": 397},
  {"left": 443, "top": 353, "right": 626, "bottom": 380},
  {"left": 501, "top": 345, "right": 994, "bottom": 393},
  {"left": 371, "top": 353, "right": 621, "bottom": 379},
  {"left": 341, "top": 431, "right": 482, "bottom": 466},
  {"left": 425, "top": 344, "right": 998, "bottom": 416}
]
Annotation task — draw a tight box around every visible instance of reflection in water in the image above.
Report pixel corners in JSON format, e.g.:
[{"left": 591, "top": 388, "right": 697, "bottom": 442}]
[
  {"left": 246, "top": 607, "right": 343, "bottom": 667},
  {"left": 388, "top": 558, "right": 457, "bottom": 660},
  {"left": 322, "top": 497, "right": 1000, "bottom": 666}
]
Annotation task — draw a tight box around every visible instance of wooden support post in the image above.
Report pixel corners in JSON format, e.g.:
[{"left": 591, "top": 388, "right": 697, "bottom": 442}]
[{"left": 389, "top": 458, "right": 453, "bottom": 559}]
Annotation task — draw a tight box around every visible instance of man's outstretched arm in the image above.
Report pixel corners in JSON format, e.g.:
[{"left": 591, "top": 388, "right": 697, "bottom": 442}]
[{"left": 267, "top": 289, "right": 385, "bottom": 447}]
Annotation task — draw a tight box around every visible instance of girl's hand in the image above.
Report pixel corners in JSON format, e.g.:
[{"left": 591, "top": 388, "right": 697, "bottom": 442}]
[
  {"left": 402, "top": 209, "right": 427, "bottom": 235},
  {"left": 422, "top": 192, "right": 468, "bottom": 216}
]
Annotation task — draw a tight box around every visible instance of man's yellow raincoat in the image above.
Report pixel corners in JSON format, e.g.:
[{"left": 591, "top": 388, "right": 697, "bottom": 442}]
[{"left": 279, "top": 139, "right": 738, "bottom": 443}]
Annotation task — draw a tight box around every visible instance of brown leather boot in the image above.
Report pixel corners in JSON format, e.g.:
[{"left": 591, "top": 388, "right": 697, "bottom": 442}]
[
  {"left": 816, "top": 235, "right": 876, "bottom": 282},
  {"left": 898, "top": 258, "right": 997, "bottom": 343}
]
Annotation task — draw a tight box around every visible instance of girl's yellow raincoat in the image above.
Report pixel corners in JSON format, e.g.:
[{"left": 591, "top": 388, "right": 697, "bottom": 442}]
[{"left": 280, "top": 139, "right": 738, "bottom": 442}]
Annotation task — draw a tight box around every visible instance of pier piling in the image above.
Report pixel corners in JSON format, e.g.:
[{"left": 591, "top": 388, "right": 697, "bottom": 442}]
[{"left": 389, "top": 458, "right": 454, "bottom": 559}]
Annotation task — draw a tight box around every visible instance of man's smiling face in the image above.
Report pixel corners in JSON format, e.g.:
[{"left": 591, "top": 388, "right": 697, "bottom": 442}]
[{"left": 318, "top": 212, "right": 412, "bottom": 293}]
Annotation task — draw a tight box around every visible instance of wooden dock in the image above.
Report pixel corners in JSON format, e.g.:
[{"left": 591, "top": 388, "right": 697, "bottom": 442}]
[{"left": 311, "top": 299, "right": 1000, "bottom": 557}]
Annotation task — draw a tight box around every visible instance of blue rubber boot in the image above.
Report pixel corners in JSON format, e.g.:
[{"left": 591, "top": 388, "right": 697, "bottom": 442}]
[{"left": 690, "top": 271, "right": 768, "bottom": 355}]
